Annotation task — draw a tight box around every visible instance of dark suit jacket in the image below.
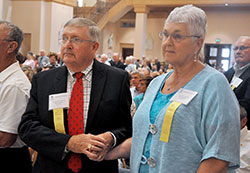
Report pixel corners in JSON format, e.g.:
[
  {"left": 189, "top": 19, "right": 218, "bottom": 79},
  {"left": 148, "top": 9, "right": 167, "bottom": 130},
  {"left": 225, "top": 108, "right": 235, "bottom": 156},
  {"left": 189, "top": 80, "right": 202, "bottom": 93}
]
[
  {"left": 18, "top": 60, "right": 132, "bottom": 173},
  {"left": 109, "top": 60, "right": 126, "bottom": 70},
  {"left": 224, "top": 66, "right": 250, "bottom": 127}
]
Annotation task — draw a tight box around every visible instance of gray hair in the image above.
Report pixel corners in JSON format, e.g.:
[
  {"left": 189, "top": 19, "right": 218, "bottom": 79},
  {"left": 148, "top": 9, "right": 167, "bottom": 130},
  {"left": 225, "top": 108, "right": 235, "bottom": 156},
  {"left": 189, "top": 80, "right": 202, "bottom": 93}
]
[
  {"left": 101, "top": 53, "right": 108, "bottom": 58},
  {"left": 235, "top": 36, "right": 250, "bottom": 43},
  {"left": 165, "top": 4, "right": 207, "bottom": 39},
  {"left": 131, "top": 70, "right": 144, "bottom": 78},
  {"left": 0, "top": 20, "right": 23, "bottom": 54},
  {"left": 63, "top": 18, "right": 100, "bottom": 42},
  {"left": 240, "top": 105, "right": 247, "bottom": 120},
  {"left": 126, "top": 56, "right": 134, "bottom": 63}
]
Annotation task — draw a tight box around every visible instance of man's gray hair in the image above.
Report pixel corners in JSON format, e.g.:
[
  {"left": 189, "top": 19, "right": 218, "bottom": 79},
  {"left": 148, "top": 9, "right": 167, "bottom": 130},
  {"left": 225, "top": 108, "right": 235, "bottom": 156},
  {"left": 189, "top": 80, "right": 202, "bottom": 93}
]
[
  {"left": 63, "top": 18, "right": 100, "bottom": 42},
  {"left": 0, "top": 20, "right": 23, "bottom": 54},
  {"left": 165, "top": 4, "right": 207, "bottom": 39},
  {"left": 236, "top": 36, "right": 250, "bottom": 43}
]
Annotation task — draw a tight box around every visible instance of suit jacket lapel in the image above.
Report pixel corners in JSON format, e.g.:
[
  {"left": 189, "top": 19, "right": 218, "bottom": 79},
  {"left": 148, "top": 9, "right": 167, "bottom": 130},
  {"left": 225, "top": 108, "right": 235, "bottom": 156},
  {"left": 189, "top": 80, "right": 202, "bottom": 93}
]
[
  {"left": 226, "top": 68, "right": 235, "bottom": 82},
  {"left": 54, "top": 66, "right": 68, "bottom": 93},
  {"left": 240, "top": 65, "right": 250, "bottom": 81},
  {"left": 85, "top": 60, "right": 106, "bottom": 132},
  {"left": 53, "top": 66, "right": 69, "bottom": 133}
]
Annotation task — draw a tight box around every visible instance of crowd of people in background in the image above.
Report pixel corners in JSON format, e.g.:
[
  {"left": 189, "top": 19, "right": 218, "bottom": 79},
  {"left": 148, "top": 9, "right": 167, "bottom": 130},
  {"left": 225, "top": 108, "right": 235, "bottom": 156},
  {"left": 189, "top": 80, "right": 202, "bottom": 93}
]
[{"left": 16, "top": 48, "right": 174, "bottom": 88}]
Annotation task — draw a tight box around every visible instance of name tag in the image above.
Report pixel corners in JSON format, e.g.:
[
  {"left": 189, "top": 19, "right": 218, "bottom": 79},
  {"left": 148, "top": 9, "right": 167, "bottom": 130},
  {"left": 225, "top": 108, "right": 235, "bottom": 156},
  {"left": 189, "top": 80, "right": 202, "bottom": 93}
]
[
  {"left": 170, "top": 88, "right": 198, "bottom": 105},
  {"left": 230, "top": 77, "right": 243, "bottom": 90},
  {"left": 160, "top": 88, "right": 198, "bottom": 143},
  {"left": 49, "top": 93, "right": 69, "bottom": 110}
]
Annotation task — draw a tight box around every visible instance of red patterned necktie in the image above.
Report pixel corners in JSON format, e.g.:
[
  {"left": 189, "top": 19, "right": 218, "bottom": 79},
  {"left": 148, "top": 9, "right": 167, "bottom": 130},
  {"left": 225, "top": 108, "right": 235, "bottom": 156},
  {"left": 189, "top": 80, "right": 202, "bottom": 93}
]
[{"left": 68, "top": 72, "right": 84, "bottom": 172}]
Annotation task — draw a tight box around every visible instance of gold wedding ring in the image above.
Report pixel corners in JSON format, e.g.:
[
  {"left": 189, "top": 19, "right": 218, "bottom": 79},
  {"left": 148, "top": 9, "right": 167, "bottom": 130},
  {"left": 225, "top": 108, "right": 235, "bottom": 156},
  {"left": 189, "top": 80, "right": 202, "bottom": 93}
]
[{"left": 87, "top": 144, "right": 92, "bottom": 151}]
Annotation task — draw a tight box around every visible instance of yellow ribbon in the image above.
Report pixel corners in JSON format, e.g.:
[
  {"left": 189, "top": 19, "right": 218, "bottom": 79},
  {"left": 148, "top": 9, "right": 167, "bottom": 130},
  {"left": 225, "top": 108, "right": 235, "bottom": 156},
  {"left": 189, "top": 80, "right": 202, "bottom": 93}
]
[
  {"left": 160, "top": 101, "right": 181, "bottom": 143},
  {"left": 231, "top": 85, "right": 236, "bottom": 90},
  {"left": 53, "top": 108, "right": 66, "bottom": 134}
]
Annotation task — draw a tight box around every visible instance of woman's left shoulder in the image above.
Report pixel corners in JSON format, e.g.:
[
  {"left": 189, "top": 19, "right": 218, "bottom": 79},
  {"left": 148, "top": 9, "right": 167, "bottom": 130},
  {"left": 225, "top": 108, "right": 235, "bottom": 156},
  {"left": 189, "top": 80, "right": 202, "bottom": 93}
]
[{"left": 201, "top": 65, "right": 228, "bottom": 83}]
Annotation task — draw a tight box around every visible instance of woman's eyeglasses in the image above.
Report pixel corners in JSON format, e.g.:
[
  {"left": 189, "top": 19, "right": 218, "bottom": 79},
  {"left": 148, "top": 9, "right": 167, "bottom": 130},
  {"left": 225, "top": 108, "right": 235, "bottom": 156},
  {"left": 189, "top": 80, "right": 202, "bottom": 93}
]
[{"left": 159, "top": 31, "right": 200, "bottom": 42}]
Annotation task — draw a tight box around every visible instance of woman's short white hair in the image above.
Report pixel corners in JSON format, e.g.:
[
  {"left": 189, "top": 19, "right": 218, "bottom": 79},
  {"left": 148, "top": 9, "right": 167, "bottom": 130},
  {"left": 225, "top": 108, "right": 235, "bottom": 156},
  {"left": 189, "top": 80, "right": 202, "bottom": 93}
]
[
  {"left": 165, "top": 4, "right": 207, "bottom": 39},
  {"left": 126, "top": 56, "right": 134, "bottom": 63}
]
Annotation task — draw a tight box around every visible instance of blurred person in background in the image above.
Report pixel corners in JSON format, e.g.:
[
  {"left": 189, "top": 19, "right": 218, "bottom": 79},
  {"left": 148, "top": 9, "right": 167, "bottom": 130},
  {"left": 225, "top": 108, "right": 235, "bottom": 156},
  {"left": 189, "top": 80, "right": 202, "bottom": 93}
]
[
  {"left": 224, "top": 36, "right": 250, "bottom": 128},
  {"left": 48, "top": 52, "right": 59, "bottom": 68},
  {"left": 236, "top": 106, "right": 250, "bottom": 173},
  {"left": 23, "top": 51, "right": 35, "bottom": 69},
  {"left": 134, "top": 76, "right": 153, "bottom": 109},
  {"left": 110, "top": 52, "right": 126, "bottom": 70},
  {"left": 37, "top": 49, "right": 49, "bottom": 68}
]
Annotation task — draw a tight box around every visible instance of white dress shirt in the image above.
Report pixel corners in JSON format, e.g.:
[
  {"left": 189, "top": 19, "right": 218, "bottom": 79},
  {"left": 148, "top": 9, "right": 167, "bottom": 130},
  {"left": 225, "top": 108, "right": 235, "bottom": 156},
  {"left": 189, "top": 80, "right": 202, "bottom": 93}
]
[
  {"left": 236, "top": 126, "right": 250, "bottom": 173},
  {"left": 130, "top": 86, "right": 140, "bottom": 99},
  {"left": 0, "top": 62, "right": 31, "bottom": 148}
]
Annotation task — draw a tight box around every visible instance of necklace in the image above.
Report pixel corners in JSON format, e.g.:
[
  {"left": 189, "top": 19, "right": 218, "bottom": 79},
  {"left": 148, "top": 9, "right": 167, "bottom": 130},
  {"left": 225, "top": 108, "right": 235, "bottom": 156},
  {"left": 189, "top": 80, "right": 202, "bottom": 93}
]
[{"left": 165, "top": 63, "right": 204, "bottom": 93}]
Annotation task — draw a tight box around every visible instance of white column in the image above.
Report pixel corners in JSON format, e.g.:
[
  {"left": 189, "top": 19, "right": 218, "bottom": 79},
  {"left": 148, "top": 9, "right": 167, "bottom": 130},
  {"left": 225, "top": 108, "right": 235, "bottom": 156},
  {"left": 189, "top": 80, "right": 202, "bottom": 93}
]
[
  {"left": 133, "top": 5, "right": 149, "bottom": 59},
  {"left": 39, "top": 1, "right": 47, "bottom": 50},
  {"left": 0, "top": 0, "right": 12, "bottom": 21},
  {"left": 0, "top": 0, "right": 3, "bottom": 19}
]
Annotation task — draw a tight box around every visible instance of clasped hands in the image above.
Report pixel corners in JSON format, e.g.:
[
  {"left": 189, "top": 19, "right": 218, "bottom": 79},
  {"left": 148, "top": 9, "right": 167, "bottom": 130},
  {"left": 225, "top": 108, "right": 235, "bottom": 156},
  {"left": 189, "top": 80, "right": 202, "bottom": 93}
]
[{"left": 66, "top": 132, "right": 114, "bottom": 162}]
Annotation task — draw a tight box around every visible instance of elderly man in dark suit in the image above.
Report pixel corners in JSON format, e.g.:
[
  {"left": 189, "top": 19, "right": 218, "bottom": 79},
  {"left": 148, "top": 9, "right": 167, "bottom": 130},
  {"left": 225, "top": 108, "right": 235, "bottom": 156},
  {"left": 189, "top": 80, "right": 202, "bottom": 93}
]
[
  {"left": 18, "top": 18, "right": 132, "bottom": 173},
  {"left": 224, "top": 36, "right": 250, "bottom": 128},
  {"left": 110, "top": 52, "right": 126, "bottom": 70}
]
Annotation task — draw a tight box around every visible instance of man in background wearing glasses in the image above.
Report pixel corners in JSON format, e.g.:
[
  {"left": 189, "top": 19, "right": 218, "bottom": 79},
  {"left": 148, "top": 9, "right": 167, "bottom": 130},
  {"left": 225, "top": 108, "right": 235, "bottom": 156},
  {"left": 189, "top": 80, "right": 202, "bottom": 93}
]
[
  {"left": 224, "top": 36, "right": 250, "bottom": 128},
  {"left": 0, "top": 21, "right": 32, "bottom": 172},
  {"left": 18, "top": 18, "right": 132, "bottom": 173}
]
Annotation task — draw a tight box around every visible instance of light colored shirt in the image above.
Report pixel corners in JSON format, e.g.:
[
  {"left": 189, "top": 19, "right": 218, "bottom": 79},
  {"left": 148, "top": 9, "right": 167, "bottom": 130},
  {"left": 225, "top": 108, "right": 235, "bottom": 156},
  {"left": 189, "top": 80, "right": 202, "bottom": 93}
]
[
  {"left": 23, "top": 59, "right": 35, "bottom": 69},
  {"left": 236, "top": 126, "right": 250, "bottom": 173},
  {"left": 125, "top": 64, "right": 136, "bottom": 73},
  {"left": 67, "top": 62, "right": 93, "bottom": 131},
  {"left": 233, "top": 63, "right": 250, "bottom": 79},
  {"left": 38, "top": 56, "right": 50, "bottom": 67},
  {"left": 131, "top": 65, "right": 240, "bottom": 173},
  {"left": 104, "top": 60, "right": 111, "bottom": 66},
  {"left": 0, "top": 62, "right": 31, "bottom": 148},
  {"left": 130, "top": 86, "right": 140, "bottom": 99}
]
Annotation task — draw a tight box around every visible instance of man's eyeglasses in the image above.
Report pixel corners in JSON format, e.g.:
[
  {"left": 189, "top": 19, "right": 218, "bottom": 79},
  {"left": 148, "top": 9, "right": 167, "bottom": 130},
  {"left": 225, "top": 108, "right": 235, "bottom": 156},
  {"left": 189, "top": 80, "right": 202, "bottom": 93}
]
[
  {"left": 159, "top": 31, "right": 200, "bottom": 42},
  {"left": 59, "top": 36, "right": 95, "bottom": 45},
  {"left": 233, "top": 46, "right": 250, "bottom": 51}
]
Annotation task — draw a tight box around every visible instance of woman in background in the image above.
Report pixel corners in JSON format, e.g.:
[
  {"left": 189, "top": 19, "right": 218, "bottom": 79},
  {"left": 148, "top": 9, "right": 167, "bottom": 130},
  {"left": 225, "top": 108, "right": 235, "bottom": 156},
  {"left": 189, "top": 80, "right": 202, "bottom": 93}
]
[
  {"left": 23, "top": 51, "right": 35, "bottom": 69},
  {"left": 134, "top": 76, "right": 153, "bottom": 109}
]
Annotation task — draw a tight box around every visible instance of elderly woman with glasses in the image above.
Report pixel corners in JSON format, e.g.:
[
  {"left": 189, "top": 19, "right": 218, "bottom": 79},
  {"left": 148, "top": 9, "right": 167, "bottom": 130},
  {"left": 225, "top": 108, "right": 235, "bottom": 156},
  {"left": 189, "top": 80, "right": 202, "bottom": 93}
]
[{"left": 106, "top": 4, "right": 240, "bottom": 173}]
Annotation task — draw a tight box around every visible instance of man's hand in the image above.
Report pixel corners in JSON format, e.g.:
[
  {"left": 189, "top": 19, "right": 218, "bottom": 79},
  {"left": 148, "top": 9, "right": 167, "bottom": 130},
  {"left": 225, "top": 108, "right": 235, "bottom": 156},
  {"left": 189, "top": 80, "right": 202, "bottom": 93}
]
[
  {"left": 0, "top": 131, "right": 17, "bottom": 147},
  {"left": 88, "top": 132, "right": 114, "bottom": 162},
  {"left": 66, "top": 133, "right": 106, "bottom": 159}
]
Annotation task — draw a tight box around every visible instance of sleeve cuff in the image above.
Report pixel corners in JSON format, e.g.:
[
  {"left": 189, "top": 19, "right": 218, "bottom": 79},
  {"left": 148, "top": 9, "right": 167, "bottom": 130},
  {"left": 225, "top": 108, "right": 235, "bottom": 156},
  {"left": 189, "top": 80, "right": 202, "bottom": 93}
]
[
  {"left": 109, "top": 132, "right": 117, "bottom": 148},
  {"left": 62, "top": 145, "right": 70, "bottom": 160}
]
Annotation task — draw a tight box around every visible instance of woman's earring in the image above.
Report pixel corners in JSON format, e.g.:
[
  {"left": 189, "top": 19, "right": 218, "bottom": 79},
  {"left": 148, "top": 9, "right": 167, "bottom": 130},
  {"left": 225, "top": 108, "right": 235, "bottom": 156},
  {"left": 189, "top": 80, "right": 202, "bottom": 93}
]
[{"left": 194, "top": 56, "right": 197, "bottom": 62}]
